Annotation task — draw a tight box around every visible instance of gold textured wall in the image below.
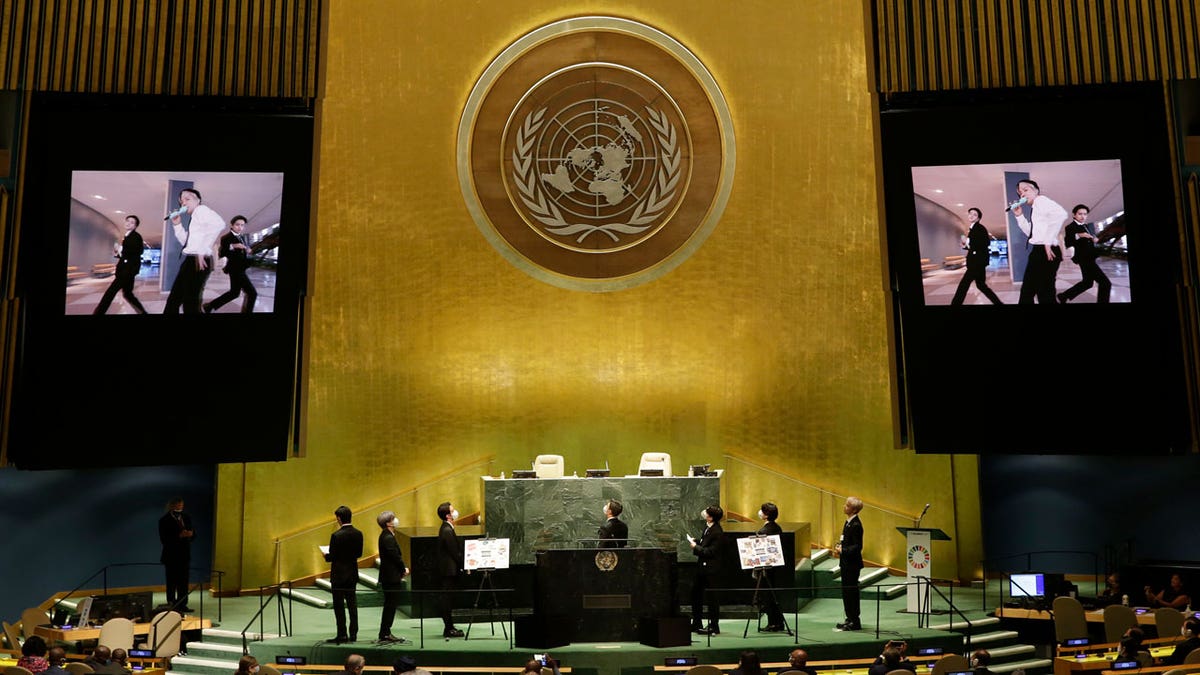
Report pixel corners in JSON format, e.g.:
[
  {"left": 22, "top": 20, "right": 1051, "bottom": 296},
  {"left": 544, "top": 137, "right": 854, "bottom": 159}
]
[{"left": 214, "top": 0, "right": 983, "bottom": 590}]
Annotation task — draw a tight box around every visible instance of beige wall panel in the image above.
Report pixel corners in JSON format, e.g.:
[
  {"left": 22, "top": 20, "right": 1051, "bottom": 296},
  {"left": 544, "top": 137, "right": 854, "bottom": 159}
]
[{"left": 217, "top": 0, "right": 982, "bottom": 588}]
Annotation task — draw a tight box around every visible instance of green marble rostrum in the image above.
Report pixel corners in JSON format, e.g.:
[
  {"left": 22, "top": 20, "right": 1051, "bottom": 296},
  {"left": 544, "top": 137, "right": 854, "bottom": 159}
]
[{"left": 482, "top": 475, "right": 720, "bottom": 564}]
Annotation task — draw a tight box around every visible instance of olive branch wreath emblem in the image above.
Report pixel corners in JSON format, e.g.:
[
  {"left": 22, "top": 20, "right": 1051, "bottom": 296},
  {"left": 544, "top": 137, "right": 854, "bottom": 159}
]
[{"left": 512, "top": 106, "right": 682, "bottom": 244}]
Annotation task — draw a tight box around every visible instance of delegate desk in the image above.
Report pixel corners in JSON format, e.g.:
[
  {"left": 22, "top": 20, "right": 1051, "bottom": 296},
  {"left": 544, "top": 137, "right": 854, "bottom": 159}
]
[
  {"left": 1053, "top": 645, "right": 1175, "bottom": 675},
  {"left": 995, "top": 607, "right": 1184, "bottom": 626},
  {"left": 35, "top": 617, "right": 212, "bottom": 643},
  {"left": 482, "top": 474, "right": 720, "bottom": 564}
]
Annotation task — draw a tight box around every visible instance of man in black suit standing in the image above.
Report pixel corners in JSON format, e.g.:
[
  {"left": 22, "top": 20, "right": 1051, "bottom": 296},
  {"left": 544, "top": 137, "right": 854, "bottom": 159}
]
[
  {"left": 597, "top": 499, "right": 628, "bottom": 548},
  {"left": 687, "top": 505, "right": 725, "bottom": 635},
  {"left": 436, "top": 502, "right": 465, "bottom": 638},
  {"left": 755, "top": 502, "right": 787, "bottom": 632},
  {"left": 158, "top": 497, "right": 195, "bottom": 612},
  {"left": 836, "top": 496, "right": 864, "bottom": 631},
  {"left": 325, "top": 506, "right": 363, "bottom": 643},
  {"left": 376, "top": 510, "right": 408, "bottom": 642},
  {"left": 94, "top": 215, "right": 149, "bottom": 314},
  {"left": 950, "top": 207, "right": 1003, "bottom": 305},
  {"left": 204, "top": 215, "right": 258, "bottom": 314}
]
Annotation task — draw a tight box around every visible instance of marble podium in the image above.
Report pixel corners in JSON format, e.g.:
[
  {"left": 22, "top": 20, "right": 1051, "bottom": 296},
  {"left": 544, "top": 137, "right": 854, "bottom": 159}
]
[
  {"left": 481, "top": 475, "right": 720, "bottom": 564},
  {"left": 533, "top": 547, "right": 677, "bottom": 642}
]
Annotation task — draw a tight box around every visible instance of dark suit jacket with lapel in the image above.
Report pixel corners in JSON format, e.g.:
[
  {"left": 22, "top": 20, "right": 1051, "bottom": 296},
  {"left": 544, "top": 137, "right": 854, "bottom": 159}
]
[
  {"left": 757, "top": 521, "right": 782, "bottom": 536},
  {"left": 158, "top": 511, "right": 194, "bottom": 564},
  {"left": 117, "top": 230, "right": 144, "bottom": 276},
  {"left": 840, "top": 516, "right": 864, "bottom": 571},
  {"left": 327, "top": 524, "right": 364, "bottom": 591},
  {"left": 219, "top": 231, "right": 250, "bottom": 274},
  {"left": 438, "top": 521, "right": 462, "bottom": 577},
  {"left": 692, "top": 522, "right": 724, "bottom": 576},
  {"left": 377, "top": 529, "right": 407, "bottom": 588},
  {"left": 598, "top": 517, "right": 629, "bottom": 548}
]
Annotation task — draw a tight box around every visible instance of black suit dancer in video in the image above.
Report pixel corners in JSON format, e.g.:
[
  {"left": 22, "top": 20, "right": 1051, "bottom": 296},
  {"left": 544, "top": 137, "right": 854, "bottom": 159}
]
[
  {"left": 755, "top": 502, "right": 787, "bottom": 632},
  {"left": 1058, "top": 204, "right": 1112, "bottom": 304},
  {"left": 204, "top": 215, "right": 258, "bottom": 313},
  {"left": 836, "top": 496, "right": 864, "bottom": 631},
  {"left": 688, "top": 505, "right": 725, "bottom": 635},
  {"left": 376, "top": 510, "right": 408, "bottom": 642},
  {"left": 324, "top": 506, "right": 364, "bottom": 643},
  {"left": 1011, "top": 179, "right": 1069, "bottom": 304},
  {"left": 437, "top": 502, "right": 465, "bottom": 638},
  {"left": 165, "top": 188, "right": 226, "bottom": 314},
  {"left": 950, "top": 208, "right": 1003, "bottom": 305},
  {"left": 94, "top": 215, "right": 148, "bottom": 314},
  {"left": 158, "top": 497, "right": 195, "bottom": 611},
  {"left": 597, "top": 499, "right": 629, "bottom": 548}
]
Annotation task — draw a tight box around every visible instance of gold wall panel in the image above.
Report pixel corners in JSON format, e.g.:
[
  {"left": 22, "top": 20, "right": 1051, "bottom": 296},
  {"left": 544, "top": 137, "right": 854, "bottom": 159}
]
[{"left": 216, "top": 0, "right": 983, "bottom": 590}]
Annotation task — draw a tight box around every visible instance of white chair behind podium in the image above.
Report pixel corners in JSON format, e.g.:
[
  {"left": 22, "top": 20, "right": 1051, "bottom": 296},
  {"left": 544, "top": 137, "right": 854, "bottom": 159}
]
[
  {"left": 144, "top": 610, "right": 182, "bottom": 658},
  {"left": 533, "top": 454, "right": 565, "bottom": 478},
  {"left": 638, "top": 452, "right": 672, "bottom": 477},
  {"left": 97, "top": 617, "right": 135, "bottom": 651}
]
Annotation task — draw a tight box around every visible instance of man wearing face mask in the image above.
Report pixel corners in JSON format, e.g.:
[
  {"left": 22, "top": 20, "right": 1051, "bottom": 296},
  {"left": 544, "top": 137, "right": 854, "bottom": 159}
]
[
  {"left": 376, "top": 510, "right": 408, "bottom": 642},
  {"left": 437, "top": 502, "right": 465, "bottom": 638},
  {"left": 597, "top": 499, "right": 628, "bottom": 548},
  {"left": 687, "top": 505, "right": 725, "bottom": 635},
  {"left": 755, "top": 502, "right": 787, "bottom": 632},
  {"left": 158, "top": 497, "right": 195, "bottom": 612}
]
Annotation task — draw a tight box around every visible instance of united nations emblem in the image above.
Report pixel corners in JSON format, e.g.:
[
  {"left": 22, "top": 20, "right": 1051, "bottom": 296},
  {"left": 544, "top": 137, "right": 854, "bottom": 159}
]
[
  {"left": 458, "top": 17, "right": 735, "bottom": 291},
  {"left": 594, "top": 550, "right": 618, "bottom": 572}
]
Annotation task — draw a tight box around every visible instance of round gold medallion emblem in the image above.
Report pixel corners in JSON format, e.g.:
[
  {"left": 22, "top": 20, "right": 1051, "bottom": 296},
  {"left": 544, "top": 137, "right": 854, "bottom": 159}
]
[
  {"left": 458, "top": 17, "right": 735, "bottom": 291},
  {"left": 594, "top": 550, "right": 618, "bottom": 571}
]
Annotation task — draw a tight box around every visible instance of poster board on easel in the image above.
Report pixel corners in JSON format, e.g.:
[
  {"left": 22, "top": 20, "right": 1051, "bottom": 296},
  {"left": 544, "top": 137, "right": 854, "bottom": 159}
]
[{"left": 464, "top": 537, "right": 511, "bottom": 570}]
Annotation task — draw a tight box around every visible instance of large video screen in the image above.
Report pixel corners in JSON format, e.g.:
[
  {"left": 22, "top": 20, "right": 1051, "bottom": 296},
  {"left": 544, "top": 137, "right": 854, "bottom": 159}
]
[
  {"left": 10, "top": 94, "right": 314, "bottom": 468},
  {"left": 912, "top": 159, "right": 1128, "bottom": 306},
  {"left": 66, "top": 171, "right": 283, "bottom": 315},
  {"left": 879, "top": 83, "right": 1190, "bottom": 454}
]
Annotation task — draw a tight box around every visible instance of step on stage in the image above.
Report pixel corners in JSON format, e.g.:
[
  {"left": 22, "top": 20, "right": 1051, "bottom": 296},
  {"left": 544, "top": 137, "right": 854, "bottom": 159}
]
[{"left": 244, "top": 612, "right": 963, "bottom": 675}]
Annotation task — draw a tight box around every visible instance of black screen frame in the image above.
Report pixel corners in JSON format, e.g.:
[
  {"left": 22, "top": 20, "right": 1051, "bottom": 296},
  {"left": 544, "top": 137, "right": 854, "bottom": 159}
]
[
  {"left": 880, "top": 82, "right": 1190, "bottom": 454},
  {"left": 9, "top": 93, "right": 315, "bottom": 468}
]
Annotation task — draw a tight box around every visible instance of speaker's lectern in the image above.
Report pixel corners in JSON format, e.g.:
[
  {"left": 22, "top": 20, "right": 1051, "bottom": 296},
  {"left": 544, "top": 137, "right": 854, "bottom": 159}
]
[{"left": 895, "top": 527, "right": 951, "bottom": 613}]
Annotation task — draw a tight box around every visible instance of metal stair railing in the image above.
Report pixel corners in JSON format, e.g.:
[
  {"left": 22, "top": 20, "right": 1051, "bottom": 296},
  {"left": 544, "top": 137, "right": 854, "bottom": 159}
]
[
  {"left": 240, "top": 582, "right": 293, "bottom": 654},
  {"left": 47, "top": 563, "right": 225, "bottom": 622}
]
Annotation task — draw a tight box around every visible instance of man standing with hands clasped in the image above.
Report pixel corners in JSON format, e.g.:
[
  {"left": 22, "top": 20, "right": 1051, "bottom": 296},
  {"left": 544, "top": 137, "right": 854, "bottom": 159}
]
[
  {"left": 325, "top": 506, "right": 363, "bottom": 643},
  {"left": 836, "top": 496, "right": 864, "bottom": 631},
  {"left": 158, "top": 497, "right": 195, "bottom": 612}
]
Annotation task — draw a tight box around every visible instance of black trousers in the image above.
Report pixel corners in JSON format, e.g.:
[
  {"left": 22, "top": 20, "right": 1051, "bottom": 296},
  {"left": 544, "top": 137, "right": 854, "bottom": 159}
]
[
  {"left": 755, "top": 569, "right": 786, "bottom": 627},
  {"left": 1061, "top": 258, "right": 1111, "bottom": 303},
  {"left": 164, "top": 255, "right": 213, "bottom": 314},
  {"left": 691, "top": 574, "right": 719, "bottom": 627},
  {"left": 331, "top": 586, "right": 358, "bottom": 639},
  {"left": 1018, "top": 246, "right": 1062, "bottom": 304},
  {"left": 164, "top": 560, "right": 190, "bottom": 606},
  {"left": 94, "top": 271, "right": 147, "bottom": 314},
  {"left": 206, "top": 268, "right": 257, "bottom": 313},
  {"left": 841, "top": 564, "right": 861, "bottom": 625},
  {"left": 951, "top": 266, "right": 1003, "bottom": 305},
  {"left": 379, "top": 583, "right": 401, "bottom": 638},
  {"left": 440, "top": 576, "right": 457, "bottom": 631}
]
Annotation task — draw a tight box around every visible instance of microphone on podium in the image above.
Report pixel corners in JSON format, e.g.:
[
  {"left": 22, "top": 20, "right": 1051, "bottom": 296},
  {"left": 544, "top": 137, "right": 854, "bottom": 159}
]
[{"left": 916, "top": 503, "right": 930, "bottom": 527}]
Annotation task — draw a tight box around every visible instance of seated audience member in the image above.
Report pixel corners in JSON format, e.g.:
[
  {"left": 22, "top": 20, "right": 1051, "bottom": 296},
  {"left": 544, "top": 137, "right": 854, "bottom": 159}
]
[
  {"left": 109, "top": 650, "right": 130, "bottom": 673},
  {"left": 1164, "top": 618, "right": 1200, "bottom": 666},
  {"left": 869, "top": 647, "right": 916, "bottom": 675},
  {"left": 43, "top": 647, "right": 69, "bottom": 675},
  {"left": 392, "top": 655, "right": 431, "bottom": 675},
  {"left": 520, "top": 656, "right": 561, "bottom": 675},
  {"left": 19, "top": 635, "right": 50, "bottom": 674},
  {"left": 731, "top": 650, "right": 767, "bottom": 675},
  {"left": 779, "top": 648, "right": 818, "bottom": 675},
  {"left": 340, "top": 655, "right": 366, "bottom": 675},
  {"left": 1097, "top": 572, "right": 1127, "bottom": 606},
  {"left": 971, "top": 649, "right": 993, "bottom": 675},
  {"left": 1117, "top": 628, "right": 1149, "bottom": 666},
  {"left": 234, "top": 656, "right": 259, "bottom": 675},
  {"left": 1145, "top": 573, "right": 1190, "bottom": 609},
  {"left": 83, "top": 646, "right": 112, "bottom": 672}
]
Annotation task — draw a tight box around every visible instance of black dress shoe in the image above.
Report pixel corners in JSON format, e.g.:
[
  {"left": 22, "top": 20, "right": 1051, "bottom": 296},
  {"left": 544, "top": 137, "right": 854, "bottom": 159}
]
[
  {"left": 762, "top": 624, "right": 784, "bottom": 632},
  {"left": 324, "top": 636, "right": 347, "bottom": 644},
  {"left": 443, "top": 628, "right": 464, "bottom": 638},
  {"left": 378, "top": 634, "right": 400, "bottom": 642},
  {"left": 348, "top": 635, "right": 356, "bottom": 642},
  {"left": 691, "top": 624, "right": 705, "bottom": 634},
  {"left": 180, "top": 607, "right": 195, "bottom": 613},
  {"left": 696, "top": 625, "right": 720, "bottom": 635}
]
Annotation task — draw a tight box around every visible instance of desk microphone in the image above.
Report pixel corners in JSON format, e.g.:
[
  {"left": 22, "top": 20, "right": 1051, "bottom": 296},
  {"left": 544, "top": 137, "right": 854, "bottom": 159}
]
[{"left": 916, "top": 503, "right": 930, "bottom": 527}]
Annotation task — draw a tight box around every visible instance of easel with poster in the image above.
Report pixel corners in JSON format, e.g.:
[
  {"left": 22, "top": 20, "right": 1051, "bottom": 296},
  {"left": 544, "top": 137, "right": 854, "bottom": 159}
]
[
  {"left": 463, "top": 537, "right": 510, "bottom": 640},
  {"left": 736, "top": 534, "right": 793, "bottom": 637}
]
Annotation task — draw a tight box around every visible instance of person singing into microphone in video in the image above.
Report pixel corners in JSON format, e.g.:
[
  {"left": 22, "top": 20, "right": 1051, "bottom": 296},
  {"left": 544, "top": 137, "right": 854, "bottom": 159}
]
[
  {"left": 164, "top": 188, "right": 227, "bottom": 314},
  {"left": 1009, "top": 179, "right": 1069, "bottom": 305}
]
